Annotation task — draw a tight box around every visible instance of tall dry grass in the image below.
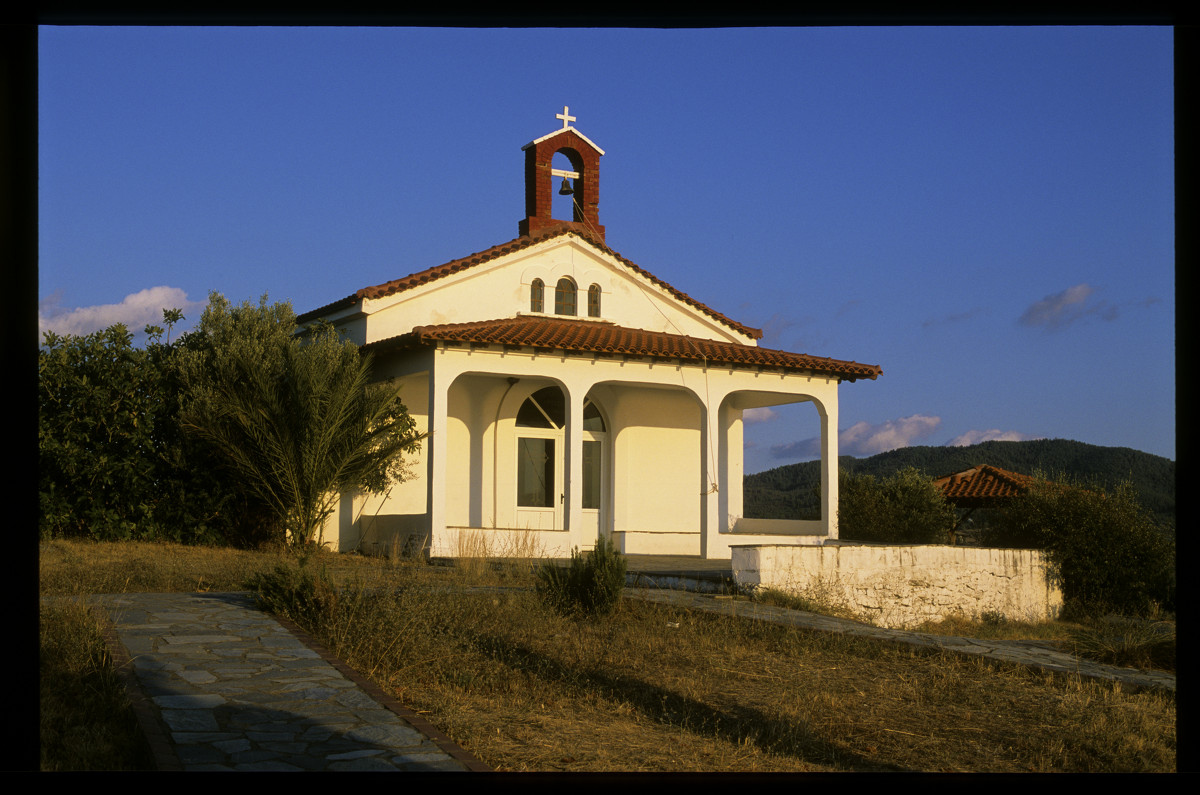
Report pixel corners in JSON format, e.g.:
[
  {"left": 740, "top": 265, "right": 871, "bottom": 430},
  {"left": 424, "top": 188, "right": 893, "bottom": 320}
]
[
  {"left": 39, "top": 598, "right": 153, "bottom": 770},
  {"left": 249, "top": 554, "right": 1176, "bottom": 772},
  {"left": 40, "top": 540, "right": 1177, "bottom": 772}
]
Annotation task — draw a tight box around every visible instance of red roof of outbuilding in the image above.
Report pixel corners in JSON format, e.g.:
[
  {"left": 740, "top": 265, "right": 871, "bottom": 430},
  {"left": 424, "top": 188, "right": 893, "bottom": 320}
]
[
  {"left": 933, "top": 465, "right": 1040, "bottom": 503},
  {"left": 364, "top": 316, "right": 883, "bottom": 382}
]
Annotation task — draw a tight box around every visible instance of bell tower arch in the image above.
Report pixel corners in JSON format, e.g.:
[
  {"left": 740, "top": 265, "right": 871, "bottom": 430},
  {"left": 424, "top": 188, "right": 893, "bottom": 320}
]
[{"left": 519, "top": 106, "right": 606, "bottom": 241}]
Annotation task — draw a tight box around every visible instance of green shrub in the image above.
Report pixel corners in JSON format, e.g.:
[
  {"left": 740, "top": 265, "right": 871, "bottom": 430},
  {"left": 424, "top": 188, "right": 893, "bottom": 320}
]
[
  {"left": 537, "top": 536, "right": 627, "bottom": 618},
  {"left": 838, "top": 467, "right": 956, "bottom": 544},
  {"left": 989, "top": 478, "right": 1175, "bottom": 617}
]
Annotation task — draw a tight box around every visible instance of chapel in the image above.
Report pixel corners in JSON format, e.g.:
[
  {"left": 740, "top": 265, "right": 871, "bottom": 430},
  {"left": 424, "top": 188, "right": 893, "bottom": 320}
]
[{"left": 298, "top": 108, "right": 881, "bottom": 559}]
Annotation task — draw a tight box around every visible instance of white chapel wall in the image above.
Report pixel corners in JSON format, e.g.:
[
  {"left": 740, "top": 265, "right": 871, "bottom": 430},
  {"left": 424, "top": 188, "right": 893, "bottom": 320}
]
[
  {"left": 609, "top": 386, "right": 704, "bottom": 555},
  {"left": 360, "top": 238, "right": 757, "bottom": 346}
]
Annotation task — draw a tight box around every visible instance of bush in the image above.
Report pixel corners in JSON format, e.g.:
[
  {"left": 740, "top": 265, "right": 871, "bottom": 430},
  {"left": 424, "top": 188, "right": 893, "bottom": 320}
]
[
  {"left": 838, "top": 467, "right": 956, "bottom": 544},
  {"left": 179, "top": 294, "right": 422, "bottom": 548},
  {"left": 38, "top": 314, "right": 243, "bottom": 545},
  {"left": 537, "top": 536, "right": 627, "bottom": 618},
  {"left": 988, "top": 478, "right": 1175, "bottom": 617},
  {"left": 246, "top": 560, "right": 340, "bottom": 627}
]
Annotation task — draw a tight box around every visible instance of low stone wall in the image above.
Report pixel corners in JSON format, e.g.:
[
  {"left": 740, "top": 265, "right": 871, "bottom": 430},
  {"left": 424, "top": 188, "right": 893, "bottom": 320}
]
[{"left": 731, "top": 543, "right": 1063, "bottom": 629}]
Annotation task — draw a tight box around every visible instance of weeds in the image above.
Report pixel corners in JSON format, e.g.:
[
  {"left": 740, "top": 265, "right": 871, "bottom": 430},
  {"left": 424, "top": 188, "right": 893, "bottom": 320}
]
[
  {"left": 536, "top": 536, "right": 627, "bottom": 618},
  {"left": 39, "top": 598, "right": 153, "bottom": 770},
  {"left": 245, "top": 561, "right": 340, "bottom": 627},
  {"left": 1068, "top": 616, "right": 1176, "bottom": 672},
  {"left": 749, "top": 583, "right": 864, "bottom": 623}
]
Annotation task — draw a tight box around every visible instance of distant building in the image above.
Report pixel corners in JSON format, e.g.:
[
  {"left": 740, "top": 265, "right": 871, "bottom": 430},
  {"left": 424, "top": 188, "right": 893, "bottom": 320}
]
[{"left": 933, "top": 464, "right": 1040, "bottom": 544}]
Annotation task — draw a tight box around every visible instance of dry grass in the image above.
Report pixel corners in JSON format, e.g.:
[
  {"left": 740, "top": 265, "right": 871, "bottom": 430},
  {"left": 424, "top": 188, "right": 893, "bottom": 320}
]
[
  {"left": 39, "top": 540, "right": 1177, "bottom": 772},
  {"left": 38, "top": 538, "right": 391, "bottom": 595},
  {"left": 39, "top": 597, "right": 154, "bottom": 770},
  {"left": 913, "top": 613, "right": 1176, "bottom": 675}
]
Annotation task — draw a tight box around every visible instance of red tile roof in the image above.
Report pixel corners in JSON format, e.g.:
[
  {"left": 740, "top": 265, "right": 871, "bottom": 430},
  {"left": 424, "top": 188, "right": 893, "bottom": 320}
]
[
  {"left": 364, "top": 316, "right": 882, "bottom": 382},
  {"left": 934, "top": 465, "right": 1040, "bottom": 504},
  {"left": 297, "top": 225, "right": 764, "bottom": 340}
]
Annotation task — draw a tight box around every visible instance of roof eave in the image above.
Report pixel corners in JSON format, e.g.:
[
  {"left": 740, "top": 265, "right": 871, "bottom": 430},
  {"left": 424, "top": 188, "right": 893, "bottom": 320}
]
[{"left": 522, "top": 126, "right": 605, "bottom": 155}]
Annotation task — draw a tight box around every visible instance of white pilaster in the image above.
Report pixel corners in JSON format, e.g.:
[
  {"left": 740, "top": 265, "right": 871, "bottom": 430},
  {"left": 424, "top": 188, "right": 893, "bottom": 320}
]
[
  {"left": 818, "top": 394, "right": 839, "bottom": 539},
  {"left": 563, "top": 382, "right": 586, "bottom": 550}
]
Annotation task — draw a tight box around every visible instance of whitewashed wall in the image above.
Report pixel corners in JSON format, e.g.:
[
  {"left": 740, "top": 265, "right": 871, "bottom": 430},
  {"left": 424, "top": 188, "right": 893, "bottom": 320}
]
[
  {"left": 732, "top": 543, "right": 1063, "bottom": 629},
  {"left": 355, "top": 236, "right": 759, "bottom": 347}
]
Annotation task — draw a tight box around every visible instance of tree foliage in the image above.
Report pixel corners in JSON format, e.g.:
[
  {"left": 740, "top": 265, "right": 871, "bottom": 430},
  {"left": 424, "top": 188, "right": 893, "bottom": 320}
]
[
  {"left": 986, "top": 478, "right": 1175, "bottom": 616},
  {"left": 38, "top": 314, "right": 236, "bottom": 543},
  {"left": 745, "top": 440, "right": 1175, "bottom": 530},
  {"left": 837, "top": 467, "right": 956, "bottom": 544},
  {"left": 39, "top": 293, "right": 421, "bottom": 549},
  {"left": 178, "top": 294, "right": 422, "bottom": 547}
]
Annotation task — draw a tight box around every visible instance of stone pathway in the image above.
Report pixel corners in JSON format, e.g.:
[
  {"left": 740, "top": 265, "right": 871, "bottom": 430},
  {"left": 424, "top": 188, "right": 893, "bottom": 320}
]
[
  {"left": 90, "top": 592, "right": 490, "bottom": 772},
  {"left": 634, "top": 589, "right": 1177, "bottom": 693}
]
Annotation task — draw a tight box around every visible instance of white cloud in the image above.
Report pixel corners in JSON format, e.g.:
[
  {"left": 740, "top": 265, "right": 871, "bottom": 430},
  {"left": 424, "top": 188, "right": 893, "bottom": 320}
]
[
  {"left": 945, "top": 429, "right": 1044, "bottom": 447},
  {"left": 1018, "top": 283, "right": 1117, "bottom": 331},
  {"left": 769, "top": 414, "right": 942, "bottom": 461},
  {"left": 39, "top": 287, "right": 203, "bottom": 339},
  {"left": 840, "top": 414, "right": 942, "bottom": 456},
  {"left": 743, "top": 407, "right": 778, "bottom": 424}
]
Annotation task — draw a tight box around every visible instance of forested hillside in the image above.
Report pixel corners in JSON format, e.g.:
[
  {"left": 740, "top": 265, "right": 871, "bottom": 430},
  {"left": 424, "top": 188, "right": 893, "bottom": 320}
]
[{"left": 744, "top": 439, "right": 1175, "bottom": 528}]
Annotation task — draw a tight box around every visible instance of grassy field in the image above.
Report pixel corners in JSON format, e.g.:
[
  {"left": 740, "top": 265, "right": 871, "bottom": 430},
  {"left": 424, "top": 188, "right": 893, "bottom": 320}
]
[{"left": 39, "top": 540, "right": 1176, "bottom": 772}]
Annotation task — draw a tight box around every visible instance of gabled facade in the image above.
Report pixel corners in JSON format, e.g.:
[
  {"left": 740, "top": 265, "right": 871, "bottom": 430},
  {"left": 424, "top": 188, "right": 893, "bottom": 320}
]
[{"left": 300, "top": 110, "right": 881, "bottom": 559}]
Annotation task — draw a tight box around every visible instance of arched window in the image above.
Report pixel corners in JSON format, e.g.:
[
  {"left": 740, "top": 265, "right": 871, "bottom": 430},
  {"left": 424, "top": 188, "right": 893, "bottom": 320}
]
[
  {"left": 555, "top": 278, "right": 577, "bottom": 316},
  {"left": 587, "top": 284, "right": 602, "bottom": 317},
  {"left": 516, "top": 387, "right": 606, "bottom": 431},
  {"left": 530, "top": 279, "right": 544, "bottom": 313},
  {"left": 516, "top": 388, "right": 607, "bottom": 510}
]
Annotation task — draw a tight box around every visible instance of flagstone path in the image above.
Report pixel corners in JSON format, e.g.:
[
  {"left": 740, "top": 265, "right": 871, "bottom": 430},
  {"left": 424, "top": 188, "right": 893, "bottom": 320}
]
[{"left": 90, "top": 592, "right": 489, "bottom": 772}]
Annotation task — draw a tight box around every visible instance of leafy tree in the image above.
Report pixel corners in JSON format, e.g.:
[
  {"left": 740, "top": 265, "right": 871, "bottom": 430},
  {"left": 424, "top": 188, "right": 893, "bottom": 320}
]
[
  {"left": 40, "top": 323, "right": 160, "bottom": 539},
  {"left": 987, "top": 478, "right": 1174, "bottom": 616},
  {"left": 178, "top": 293, "right": 422, "bottom": 548},
  {"left": 38, "top": 312, "right": 237, "bottom": 543},
  {"left": 837, "top": 467, "right": 956, "bottom": 544}
]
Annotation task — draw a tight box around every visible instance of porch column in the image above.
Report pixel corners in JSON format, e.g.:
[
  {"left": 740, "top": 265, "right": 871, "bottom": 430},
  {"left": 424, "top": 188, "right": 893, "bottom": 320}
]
[
  {"left": 818, "top": 394, "right": 839, "bottom": 540},
  {"left": 563, "top": 383, "right": 586, "bottom": 549},
  {"left": 699, "top": 396, "right": 721, "bottom": 559},
  {"left": 426, "top": 355, "right": 449, "bottom": 550}
]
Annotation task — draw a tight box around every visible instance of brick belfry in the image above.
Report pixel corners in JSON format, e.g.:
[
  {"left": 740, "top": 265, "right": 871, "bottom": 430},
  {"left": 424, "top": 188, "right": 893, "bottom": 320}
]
[{"left": 518, "top": 105, "right": 605, "bottom": 241}]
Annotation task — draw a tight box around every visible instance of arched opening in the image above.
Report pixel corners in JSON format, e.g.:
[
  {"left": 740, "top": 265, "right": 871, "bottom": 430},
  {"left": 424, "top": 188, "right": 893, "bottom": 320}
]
[
  {"left": 554, "top": 278, "right": 577, "bottom": 316},
  {"left": 530, "top": 278, "right": 545, "bottom": 313},
  {"left": 740, "top": 399, "right": 825, "bottom": 521},
  {"left": 551, "top": 150, "right": 580, "bottom": 223},
  {"left": 515, "top": 386, "right": 607, "bottom": 529},
  {"left": 587, "top": 284, "right": 602, "bottom": 317}
]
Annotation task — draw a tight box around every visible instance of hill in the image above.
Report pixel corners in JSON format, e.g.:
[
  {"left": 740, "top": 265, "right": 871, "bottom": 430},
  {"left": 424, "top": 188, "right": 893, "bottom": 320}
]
[{"left": 744, "top": 439, "right": 1175, "bottom": 528}]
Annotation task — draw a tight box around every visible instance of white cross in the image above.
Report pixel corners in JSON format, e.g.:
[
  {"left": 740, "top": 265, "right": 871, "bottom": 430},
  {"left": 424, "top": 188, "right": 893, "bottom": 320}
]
[{"left": 556, "top": 105, "right": 576, "bottom": 129}]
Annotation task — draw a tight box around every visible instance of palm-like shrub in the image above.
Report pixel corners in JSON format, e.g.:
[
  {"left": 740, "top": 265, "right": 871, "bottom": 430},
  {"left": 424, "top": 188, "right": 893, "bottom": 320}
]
[{"left": 180, "top": 294, "right": 422, "bottom": 548}]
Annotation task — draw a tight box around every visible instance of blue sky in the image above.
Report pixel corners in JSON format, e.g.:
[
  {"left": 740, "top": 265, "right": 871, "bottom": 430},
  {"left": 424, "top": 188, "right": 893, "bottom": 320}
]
[{"left": 38, "top": 26, "right": 1175, "bottom": 471}]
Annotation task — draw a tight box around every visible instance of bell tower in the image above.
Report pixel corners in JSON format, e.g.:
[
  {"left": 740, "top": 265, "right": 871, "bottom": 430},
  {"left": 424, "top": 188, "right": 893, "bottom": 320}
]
[{"left": 519, "top": 106, "right": 605, "bottom": 241}]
